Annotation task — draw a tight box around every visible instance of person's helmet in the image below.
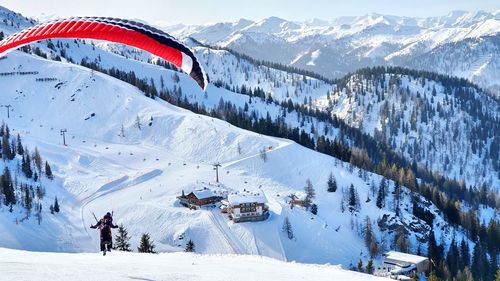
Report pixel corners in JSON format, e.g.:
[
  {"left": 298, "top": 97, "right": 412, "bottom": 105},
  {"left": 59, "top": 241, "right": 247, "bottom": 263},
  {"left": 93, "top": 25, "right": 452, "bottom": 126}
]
[{"left": 106, "top": 212, "right": 111, "bottom": 217}]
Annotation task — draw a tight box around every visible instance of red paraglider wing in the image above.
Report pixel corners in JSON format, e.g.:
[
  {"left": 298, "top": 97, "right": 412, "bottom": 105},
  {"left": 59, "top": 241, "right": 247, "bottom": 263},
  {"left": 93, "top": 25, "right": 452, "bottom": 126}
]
[{"left": 0, "top": 17, "right": 207, "bottom": 90}]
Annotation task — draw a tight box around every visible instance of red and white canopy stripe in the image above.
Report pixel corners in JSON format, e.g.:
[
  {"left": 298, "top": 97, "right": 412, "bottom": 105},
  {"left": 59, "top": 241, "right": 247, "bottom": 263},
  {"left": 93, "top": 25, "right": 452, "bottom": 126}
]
[{"left": 0, "top": 17, "right": 207, "bottom": 90}]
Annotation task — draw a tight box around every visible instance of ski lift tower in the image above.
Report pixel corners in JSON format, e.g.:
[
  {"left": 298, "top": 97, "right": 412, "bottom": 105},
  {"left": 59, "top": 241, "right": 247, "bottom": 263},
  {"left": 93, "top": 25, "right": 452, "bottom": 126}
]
[
  {"left": 60, "top": 129, "right": 67, "bottom": 146},
  {"left": 1, "top": 104, "right": 12, "bottom": 118},
  {"left": 213, "top": 163, "right": 222, "bottom": 183}
]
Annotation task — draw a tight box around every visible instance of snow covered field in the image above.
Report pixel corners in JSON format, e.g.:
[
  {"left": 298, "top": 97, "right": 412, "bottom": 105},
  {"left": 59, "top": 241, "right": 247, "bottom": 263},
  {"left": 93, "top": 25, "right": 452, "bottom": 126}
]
[{"left": 0, "top": 247, "right": 390, "bottom": 281}]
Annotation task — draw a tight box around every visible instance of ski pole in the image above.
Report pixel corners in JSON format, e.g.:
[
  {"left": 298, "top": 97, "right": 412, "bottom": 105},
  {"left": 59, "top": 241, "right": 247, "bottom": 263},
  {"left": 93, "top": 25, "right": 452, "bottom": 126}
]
[{"left": 90, "top": 211, "right": 99, "bottom": 223}]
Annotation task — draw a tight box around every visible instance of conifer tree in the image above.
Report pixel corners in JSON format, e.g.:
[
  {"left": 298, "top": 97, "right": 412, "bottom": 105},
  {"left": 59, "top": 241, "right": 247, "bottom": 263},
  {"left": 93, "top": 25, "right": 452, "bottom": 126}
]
[
  {"left": 357, "top": 259, "right": 364, "bottom": 272},
  {"left": 16, "top": 134, "right": 23, "bottom": 155},
  {"left": 22, "top": 152, "right": 33, "bottom": 178},
  {"left": 10, "top": 138, "right": 16, "bottom": 157},
  {"left": 366, "top": 259, "right": 374, "bottom": 274},
  {"left": 114, "top": 224, "right": 132, "bottom": 251},
  {"left": 45, "top": 161, "right": 53, "bottom": 179},
  {"left": 2, "top": 167, "right": 15, "bottom": 206},
  {"left": 33, "top": 147, "right": 43, "bottom": 173},
  {"left": 471, "top": 242, "right": 487, "bottom": 281},
  {"left": 304, "top": 179, "right": 315, "bottom": 208},
  {"left": 310, "top": 203, "right": 318, "bottom": 215},
  {"left": 376, "top": 178, "right": 386, "bottom": 209},
  {"left": 24, "top": 186, "right": 33, "bottom": 216},
  {"left": 364, "top": 216, "right": 378, "bottom": 257},
  {"left": 459, "top": 239, "right": 470, "bottom": 268},
  {"left": 53, "top": 197, "right": 60, "bottom": 213},
  {"left": 348, "top": 183, "right": 359, "bottom": 212},
  {"left": 2, "top": 135, "right": 12, "bottom": 160},
  {"left": 185, "top": 239, "right": 195, "bottom": 252},
  {"left": 138, "top": 233, "right": 156, "bottom": 253},
  {"left": 282, "top": 216, "right": 294, "bottom": 240},
  {"left": 327, "top": 172, "right": 337, "bottom": 192}
]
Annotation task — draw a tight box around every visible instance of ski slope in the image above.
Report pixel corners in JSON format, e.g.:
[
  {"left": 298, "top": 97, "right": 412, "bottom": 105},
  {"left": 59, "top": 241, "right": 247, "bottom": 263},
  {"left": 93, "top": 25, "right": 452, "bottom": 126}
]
[
  {"left": 0, "top": 247, "right": 390, "bottom": 281},
  {"left": 0, "top": 50, "right": 463, "bottom": 270}
]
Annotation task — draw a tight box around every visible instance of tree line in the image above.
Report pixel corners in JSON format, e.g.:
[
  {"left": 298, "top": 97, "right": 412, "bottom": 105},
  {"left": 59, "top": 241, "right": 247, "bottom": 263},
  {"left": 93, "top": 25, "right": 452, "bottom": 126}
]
[{"left": 0, "top": 122, "right": 54, "bottom": 220}]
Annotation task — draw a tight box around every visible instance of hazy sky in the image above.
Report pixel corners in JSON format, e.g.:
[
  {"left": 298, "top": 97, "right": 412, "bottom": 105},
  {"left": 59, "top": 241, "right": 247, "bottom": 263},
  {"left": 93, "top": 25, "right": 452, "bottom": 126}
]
[{"left": 2, "top": 0, "right": 499, "bottom": 26}]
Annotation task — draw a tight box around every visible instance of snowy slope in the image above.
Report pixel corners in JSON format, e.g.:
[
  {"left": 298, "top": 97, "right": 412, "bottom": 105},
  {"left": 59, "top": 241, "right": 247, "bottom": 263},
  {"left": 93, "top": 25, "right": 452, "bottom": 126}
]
[
  {"left": 0, "top": 50, "right": 467, "bottom": 270},
  {"left": 0, "top": 8, "right": 496, "bottom": 276},
  {"left": 0, "top": 6, "right": 497, "bottom": 188},
  {"left": 0, "top": 247, "right": 391, "bottom": 281}
]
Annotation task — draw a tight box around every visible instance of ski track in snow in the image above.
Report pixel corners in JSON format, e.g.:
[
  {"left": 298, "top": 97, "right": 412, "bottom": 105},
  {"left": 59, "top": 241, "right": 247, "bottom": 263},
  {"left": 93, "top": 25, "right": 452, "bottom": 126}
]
[
  {"left": 208, "top": 210, "right": 246, "bottom": 255},
  {"left": 79, "top": 169, "right": 163, "bottom": 242}
]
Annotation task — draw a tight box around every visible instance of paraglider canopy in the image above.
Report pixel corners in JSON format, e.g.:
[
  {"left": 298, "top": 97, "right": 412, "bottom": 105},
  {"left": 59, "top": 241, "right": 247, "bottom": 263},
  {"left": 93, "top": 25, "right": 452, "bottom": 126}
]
[{"left": 0, "top": 17, "right": 208, "bottom": 90}]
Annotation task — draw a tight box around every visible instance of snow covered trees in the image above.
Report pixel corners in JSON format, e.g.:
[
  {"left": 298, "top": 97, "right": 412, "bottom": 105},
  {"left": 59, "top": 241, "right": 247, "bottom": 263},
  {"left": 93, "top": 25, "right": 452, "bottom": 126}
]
[
  {"left": 138, "top": 233, "right": 156, "bottom": 253},
  {"left": 0, "top": 123, "right": 54, "bottom": 217},
  {"left": 114, "top": 225, "right": 131, "bottom": 252},
  {"left": 282, "top": 217, "right": 294, "bottom": 240}
]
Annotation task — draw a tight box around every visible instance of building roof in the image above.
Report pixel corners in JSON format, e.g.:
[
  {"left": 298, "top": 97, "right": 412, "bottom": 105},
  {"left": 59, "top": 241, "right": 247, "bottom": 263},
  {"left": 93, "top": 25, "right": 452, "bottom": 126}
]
[
  {"left": 291, "top": 193, "right": 307, "bottom": 200},
  {"left": 227, "top": 193, "right": 267, "bottom": 205},
  {"left": 191, "top": 189, "right": 218, "bottom": 200},
  {"left": 384, "top": 251, "right": 428, "bottom": 264}
]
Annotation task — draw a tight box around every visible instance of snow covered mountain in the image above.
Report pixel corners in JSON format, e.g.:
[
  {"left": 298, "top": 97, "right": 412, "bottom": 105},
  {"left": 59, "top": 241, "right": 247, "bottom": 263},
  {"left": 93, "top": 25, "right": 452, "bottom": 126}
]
[
  {"left": 0, "top": 29, "right": 479, "bottom": 278},
  {"left": 164, "top": 11, "right": 500, "bottom": 96},
  {"left": 1, "top": 7, "right": 497, "bottom": 190},
  {"left": 0, "top": 6, "right": 498, "bottom": 280}
]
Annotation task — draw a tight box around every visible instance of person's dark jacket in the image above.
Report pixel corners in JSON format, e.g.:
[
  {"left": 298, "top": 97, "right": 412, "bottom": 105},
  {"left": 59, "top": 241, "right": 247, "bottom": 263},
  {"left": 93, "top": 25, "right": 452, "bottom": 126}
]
[{"left": 90, "top": 218, "right": 118, "bottom": 242}]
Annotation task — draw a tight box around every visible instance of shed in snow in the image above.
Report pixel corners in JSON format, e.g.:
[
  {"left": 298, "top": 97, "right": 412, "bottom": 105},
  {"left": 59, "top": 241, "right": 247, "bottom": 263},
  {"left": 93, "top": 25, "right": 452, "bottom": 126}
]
[
  {"left": 383, "top": 251, "right": 429, "bottom": 277},
  {"left": 177, "top": 189, "right": 222, "bottom": 209}
]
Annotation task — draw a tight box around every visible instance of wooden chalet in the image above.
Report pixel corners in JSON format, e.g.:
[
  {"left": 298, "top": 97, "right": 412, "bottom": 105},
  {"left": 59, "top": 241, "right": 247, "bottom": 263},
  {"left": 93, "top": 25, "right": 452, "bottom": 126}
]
[{"left": 177, "top": 189, "right": 222, "bottom": 209}]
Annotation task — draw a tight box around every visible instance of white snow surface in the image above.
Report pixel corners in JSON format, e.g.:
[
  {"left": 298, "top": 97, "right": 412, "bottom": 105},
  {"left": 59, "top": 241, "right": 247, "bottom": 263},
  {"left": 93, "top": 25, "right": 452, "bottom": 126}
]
[
  {"left": 384, "top": 251, "right": 428, "bottom": 264},
  {"left": 227, "top": 193, "right": 268, "bottom": 205},
  {"left": 0, "top": 50, "right": 456, "bottom": 269},
  {"left": 192, "top": 189, "right": 218, "bottom": 200},
  {"left": 0, "top": 247, "right": 390, "bottom": 281}
]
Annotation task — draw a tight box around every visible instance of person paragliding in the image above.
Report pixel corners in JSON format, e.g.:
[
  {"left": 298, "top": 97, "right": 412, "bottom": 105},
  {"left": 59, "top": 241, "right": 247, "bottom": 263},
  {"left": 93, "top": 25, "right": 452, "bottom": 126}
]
[{"left": 90, "top": 212, "right": 118, "bottom": 255}]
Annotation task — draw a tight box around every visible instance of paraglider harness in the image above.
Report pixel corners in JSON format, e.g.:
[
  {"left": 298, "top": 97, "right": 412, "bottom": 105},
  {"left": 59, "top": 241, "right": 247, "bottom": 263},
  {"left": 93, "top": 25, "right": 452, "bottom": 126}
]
[{"left": 90, "top": 212, "right": 118, "bottom": 253}]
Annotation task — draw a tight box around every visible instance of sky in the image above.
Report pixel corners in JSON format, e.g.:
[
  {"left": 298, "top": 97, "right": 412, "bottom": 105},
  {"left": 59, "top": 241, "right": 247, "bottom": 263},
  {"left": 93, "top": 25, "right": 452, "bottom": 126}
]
[{"left": 1, "top": 0, "right": 499, "bottom": 26}]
